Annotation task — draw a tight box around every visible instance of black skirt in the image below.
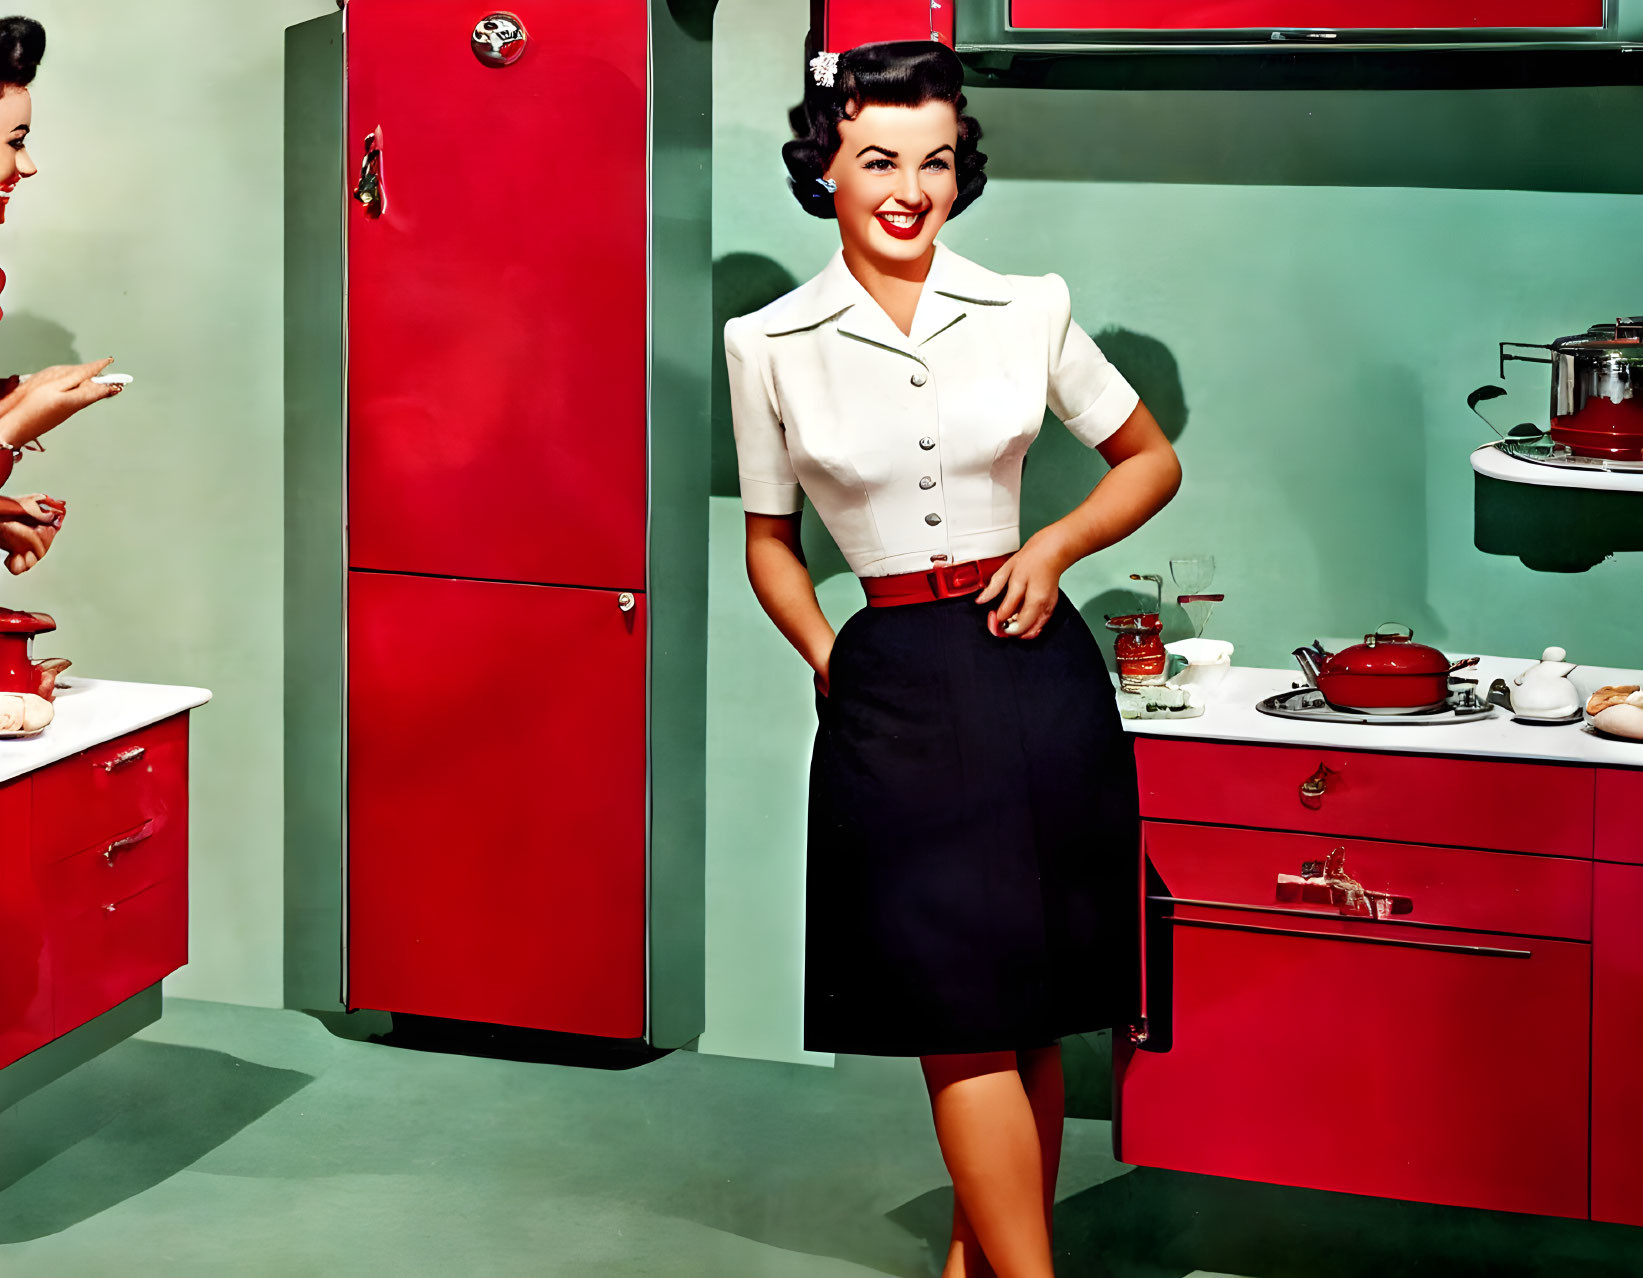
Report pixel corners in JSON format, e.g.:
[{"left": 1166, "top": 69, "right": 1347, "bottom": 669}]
[{"left": 805, "top": 586, "right": 1142, "bottom": 1057}]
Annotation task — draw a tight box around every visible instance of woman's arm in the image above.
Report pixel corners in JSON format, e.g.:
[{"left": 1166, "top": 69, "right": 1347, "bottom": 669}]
[
  {"left": 975, "top": 399, "right": 1181, "bottom": 640},
  {"left": 745, "top": 511, "right": 838, "bottom": 693},
  {"left": 1050, "top": 398, "right": 1181, "bottom": 565}
]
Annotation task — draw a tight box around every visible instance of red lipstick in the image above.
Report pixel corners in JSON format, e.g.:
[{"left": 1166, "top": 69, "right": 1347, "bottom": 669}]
[{"left": 875, "top": 210, "right": 926, "bottom": 241}]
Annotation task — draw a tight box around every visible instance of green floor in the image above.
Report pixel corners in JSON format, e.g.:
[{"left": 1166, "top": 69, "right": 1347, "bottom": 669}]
[{"left": 2, "top": 999, "right": 1641, "bottom": 1277}]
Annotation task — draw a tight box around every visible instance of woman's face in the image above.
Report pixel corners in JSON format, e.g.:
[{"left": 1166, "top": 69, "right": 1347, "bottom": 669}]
[
  {"left": 822, "top": 99, "right": 959, "bottom": 269},
  {"left": 0, "top": 85, "right": 37, "bottom": 223}
]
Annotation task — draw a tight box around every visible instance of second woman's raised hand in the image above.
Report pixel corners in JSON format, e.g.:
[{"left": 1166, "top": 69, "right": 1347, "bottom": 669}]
[
  {"left": 974, "top": 528, "right": 1072, "bottom": 641},
  {"left": 0, "top": 357, "right": 124, "bottom": 451},
  {"left": 0, "top": 491, "right": 65, "bottom": 574}
]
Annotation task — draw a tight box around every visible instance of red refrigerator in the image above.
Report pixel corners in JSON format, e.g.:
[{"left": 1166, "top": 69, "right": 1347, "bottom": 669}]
[{"left": 284, "top": 0, "right": 711, "bottom": 1047}]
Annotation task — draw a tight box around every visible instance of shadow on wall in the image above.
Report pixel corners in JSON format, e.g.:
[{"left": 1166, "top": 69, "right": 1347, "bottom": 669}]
[
  {"left": 0, "top": 1039, "right": 312, "bottom": 1242},
  {"left": 0, "top": 313, "right": 84, "bottom": 379},
  {"left": 973, "top": 84, "right": 1643, "bottom": 194}
]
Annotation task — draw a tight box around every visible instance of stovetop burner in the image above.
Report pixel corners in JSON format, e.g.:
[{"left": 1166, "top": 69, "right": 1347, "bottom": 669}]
[
  {"left": 1257, "top": 684, "right": 1497, "bottom": 726},
  {"left": 1497, "top": 437, "right": 1643, "bottom": 475}
]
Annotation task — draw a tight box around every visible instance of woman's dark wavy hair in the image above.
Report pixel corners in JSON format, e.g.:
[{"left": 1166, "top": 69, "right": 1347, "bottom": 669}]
[
  {"left": 0, "top": 16, "right": 44, "bottom": 90},
  {"left": 782, "top": 40, "right": 986, "bottom": 221}
]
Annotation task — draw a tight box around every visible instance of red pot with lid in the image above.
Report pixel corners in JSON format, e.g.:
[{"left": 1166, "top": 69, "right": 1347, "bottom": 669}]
[
  {"left": 1293, "top": 623, "right": 1479, "bottom": 714},
  {"left": 1500, "top": 317, "right": 1643, "bottom": 461}
]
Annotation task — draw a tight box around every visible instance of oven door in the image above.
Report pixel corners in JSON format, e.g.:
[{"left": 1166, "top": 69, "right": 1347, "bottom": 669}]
[{"left": 1114, "top": 895, "right": 1590, "bottom": 1218}]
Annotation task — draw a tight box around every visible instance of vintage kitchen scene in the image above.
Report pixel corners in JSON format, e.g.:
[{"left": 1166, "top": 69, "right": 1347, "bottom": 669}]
[{"left": 1, "top": 0, "right": 1642, "bottom": 1275}]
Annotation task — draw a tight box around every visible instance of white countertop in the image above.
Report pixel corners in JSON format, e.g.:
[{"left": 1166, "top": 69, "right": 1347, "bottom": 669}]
[
  {"left": 1470, "top": 442, "right": 1643, "bottom": 493},
  {"left": 0, "top": 677, "right": 211, "bottom": 785},
  {"left": 1122, "top": 654, "right": 1643, "bottom": 769}
]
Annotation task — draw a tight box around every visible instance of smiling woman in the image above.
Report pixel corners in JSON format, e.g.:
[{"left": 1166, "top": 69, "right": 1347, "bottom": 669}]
[
  {"left": 727, "top": 36, "right": 1181, "bottom": 1278},
  {"left": 0, "top": 14, "right": 126, "bottom": 574}
]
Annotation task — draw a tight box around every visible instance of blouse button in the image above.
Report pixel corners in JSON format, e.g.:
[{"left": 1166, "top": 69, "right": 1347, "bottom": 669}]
[
  {"left": 918, "top": 476, "right": 935, "bottom": 490},
  {"left": 918, "top": 437, "right": 935, "bottom": 450},
  {"left": 910, "top": 369, "right": 928, "bottom": 387},
  {"left": 924, "top": 513, "right": 942, "bottom": 526}
]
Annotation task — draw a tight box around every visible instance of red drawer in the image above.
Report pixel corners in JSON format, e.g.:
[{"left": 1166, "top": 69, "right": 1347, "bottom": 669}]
[
  {"left": 1136, "top": 738, "right": 1594, "bottom": 858},
  {"left": 43, "top": 818, "right": 186, "bottom": 923},
  {"left": 51, "top": 873, "right": 188, "bottom": 1037},
  {"left": 0, "top": 778, "right": 50, "bottom": 1068},
  {"left": 30, "top": 715, "right": 189, "bottom": 864},
  {"left": 1144, "top": 821, "right": 1592, "bottom": 941},
  {"left": 1596, "top": 769, "right": 1643, "bottom": 866},
  {"left": 1116, "top": 906, "right": 1590, "bottom": 1217}
]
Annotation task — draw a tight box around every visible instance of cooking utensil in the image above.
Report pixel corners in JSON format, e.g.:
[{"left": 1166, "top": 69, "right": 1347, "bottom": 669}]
[
  {"left": 1493, "top": 317, "right": 1643, "bottom": 461},
  {"left": 1292, "top": 623, "right": 1481, "bottom": 714},
  {"left": 1106, "top": 573, "right": 1167, "bottom": 688},
  {"left": 0, "top": 607, "right": 63, "bottom": 699}
]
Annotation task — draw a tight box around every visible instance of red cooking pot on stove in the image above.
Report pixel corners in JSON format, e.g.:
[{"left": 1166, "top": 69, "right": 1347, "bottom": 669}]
[{"left": 1293, "top": 623, "right": 1479, "bottom": 715}]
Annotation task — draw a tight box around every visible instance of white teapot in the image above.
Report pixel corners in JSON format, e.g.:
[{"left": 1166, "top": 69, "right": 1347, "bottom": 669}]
[{"left": 1510, "top": 646, "right": 1581, "bottom": 719}]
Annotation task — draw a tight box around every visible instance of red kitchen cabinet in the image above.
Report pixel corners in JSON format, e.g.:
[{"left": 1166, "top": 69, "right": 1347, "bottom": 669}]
[
  {"left": 1119, "top": 736, "right": 1601, "bottom": 1220},
  {"left": 0, "top": 713, "right": 194, "bottom": 1077},
  {"left": 285, "top": 3, "right": 709, "bottom": 1047},
  {"left": 1594, "top": 860, "right": 1643, "bottom": 1226},
  {"left": 1596, "top": 768, "right": 1643, "bottom": 865},
  {"left": 0, "top": 778, "right": 49, "bottom": 1069}
]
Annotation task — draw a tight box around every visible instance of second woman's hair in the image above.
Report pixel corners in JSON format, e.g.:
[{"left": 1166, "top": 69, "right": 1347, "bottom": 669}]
[
  {"left": 0, "top": 16, "right": 43, "bottom": 90},
  {"left": 782, "top": 40, "right": 987, "bottom": 221}
]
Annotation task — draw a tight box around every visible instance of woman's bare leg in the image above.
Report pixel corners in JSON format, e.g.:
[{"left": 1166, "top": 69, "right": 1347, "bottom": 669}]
[
  {"left": 1016, "top": 1043, "right": 1066, "bottom": 1238},
  {"left": 942, "top": 1045, "right": 1063, "bottom": 1276},
  {"left": 921, "top": 1050, "right": 1055, "bottom": 1278}
]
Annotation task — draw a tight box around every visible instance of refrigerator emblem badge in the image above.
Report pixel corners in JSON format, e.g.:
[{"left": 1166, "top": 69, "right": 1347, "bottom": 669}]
[{"left": 471, "top": 13, "right": 529, "bottom": 68}]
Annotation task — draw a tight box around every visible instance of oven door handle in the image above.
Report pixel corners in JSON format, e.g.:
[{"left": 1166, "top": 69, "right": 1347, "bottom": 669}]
[{"left": 1164, "top": 913, "right": 1531, "bottom": 959}]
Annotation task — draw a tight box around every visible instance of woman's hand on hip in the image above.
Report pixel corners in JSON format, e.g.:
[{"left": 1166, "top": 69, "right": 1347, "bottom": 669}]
[
  {"left": 0, "top": 358, "right": 124, "bottom": 450},
  {"left": 975, "top": 529, "right": 1070, "bottom": 640}
]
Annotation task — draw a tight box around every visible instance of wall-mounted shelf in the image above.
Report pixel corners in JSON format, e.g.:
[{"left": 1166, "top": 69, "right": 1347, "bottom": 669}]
[
  {"left": 1472, "top": 443, "right": 1643, "bottom": 571},
  {"left": 1471, "top": 442, "right": 1643, "bottom": 493}
]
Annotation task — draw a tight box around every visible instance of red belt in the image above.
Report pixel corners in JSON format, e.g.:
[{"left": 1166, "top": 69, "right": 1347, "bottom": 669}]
[{"left": 860, "top": 554, "right": 1011, "bottom": 608}]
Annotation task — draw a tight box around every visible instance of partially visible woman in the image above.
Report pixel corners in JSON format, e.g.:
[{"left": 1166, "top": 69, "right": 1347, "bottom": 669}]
[{"left": 0, "top": 15, "right": 125, "bottom": 575}]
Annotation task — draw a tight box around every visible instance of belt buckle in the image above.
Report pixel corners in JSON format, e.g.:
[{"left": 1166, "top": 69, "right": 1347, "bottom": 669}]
[{"left": 926, "top": 559, "right": 983, "bottom": 599}]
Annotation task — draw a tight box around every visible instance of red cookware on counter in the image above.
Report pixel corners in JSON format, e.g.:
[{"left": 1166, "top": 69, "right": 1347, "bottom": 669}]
[
  {"left": 1293, "top": 623, "right": 1479, "bottom": 714},
  {"left": 0, "top": 607, "right": 70, "bottom": 700}
]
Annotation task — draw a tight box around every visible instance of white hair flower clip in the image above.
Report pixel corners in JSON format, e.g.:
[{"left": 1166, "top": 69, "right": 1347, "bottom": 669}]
[{"left": 809, "top": 51, "right": 839, "bottom": 88}]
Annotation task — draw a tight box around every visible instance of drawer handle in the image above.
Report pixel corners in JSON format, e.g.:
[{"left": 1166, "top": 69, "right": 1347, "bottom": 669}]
[
  {"left": 1168, "top": 914, "right": 1531, "bottom": 958},
  {"left": 100, "top": 746, "right": 146, "bottom": 773},
  {"left": 104, "top": 824, "right": 154, "bottom": 865},
  {"left": 1298, "top": 763, "right": 1337, "bottom": 809}
]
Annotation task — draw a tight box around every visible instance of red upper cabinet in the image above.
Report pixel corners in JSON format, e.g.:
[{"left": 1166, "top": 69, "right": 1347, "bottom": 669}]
[{"left": 345, "top": 0, "right": 648, "bottom": 589}]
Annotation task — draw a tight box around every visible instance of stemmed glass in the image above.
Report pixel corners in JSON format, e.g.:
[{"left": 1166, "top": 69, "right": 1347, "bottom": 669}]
[{"left": 1170, "top": 555, "right": 1218, "bottom": 638}]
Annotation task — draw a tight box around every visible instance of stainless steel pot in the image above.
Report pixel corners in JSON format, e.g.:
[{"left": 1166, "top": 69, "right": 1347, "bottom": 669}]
[{"left": 1500, "top": 317, "right": 1643, "bottom": 460}]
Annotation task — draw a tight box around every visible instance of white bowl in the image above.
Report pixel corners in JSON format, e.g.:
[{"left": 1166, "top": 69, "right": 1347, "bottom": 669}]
[
  {"left": 1165, "top": 638, "right": 1234, "bottom": 693},
  {"left": 1588, "top": 702, "right": 1643, "bottom": 742}
]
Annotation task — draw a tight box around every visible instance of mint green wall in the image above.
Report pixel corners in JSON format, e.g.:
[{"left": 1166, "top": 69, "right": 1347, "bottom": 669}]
[
  {"left": 6, "top": 1, "right": 335, "bottom": 1008},
  {"left": 702, "top": 0, "right": 1643, "bottom": 1063}
]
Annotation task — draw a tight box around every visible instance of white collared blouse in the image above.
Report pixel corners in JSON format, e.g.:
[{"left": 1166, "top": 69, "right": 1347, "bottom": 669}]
[{"left": 724, "top": 242, "right": 1140, "bottom": 578}]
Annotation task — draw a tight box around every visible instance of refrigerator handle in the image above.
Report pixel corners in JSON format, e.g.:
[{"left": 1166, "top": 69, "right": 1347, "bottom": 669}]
[{"left": 354, "top": 126, "right": 385, "bottom": 218}]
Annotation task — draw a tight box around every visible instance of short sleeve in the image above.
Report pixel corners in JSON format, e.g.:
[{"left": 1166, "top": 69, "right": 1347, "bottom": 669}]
[
  {"left": 723, "top": 317, "right": 803, "bottom": 515},
  {"left": 1043, "top": 273, "right": 1140, "bottom": 449}
]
